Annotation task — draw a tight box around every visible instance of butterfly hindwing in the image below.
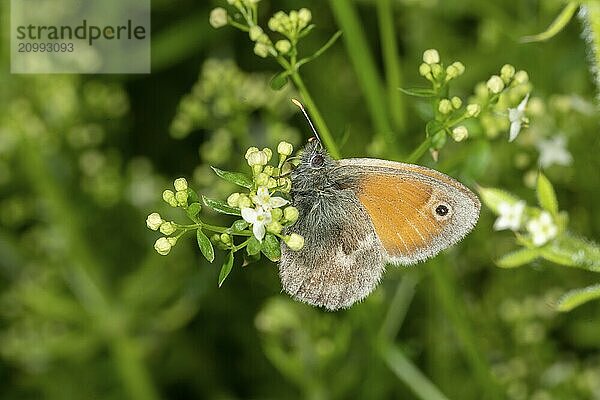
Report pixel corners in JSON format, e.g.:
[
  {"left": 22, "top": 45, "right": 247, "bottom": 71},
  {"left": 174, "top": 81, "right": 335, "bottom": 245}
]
[{"left": 279, "top": 190, "right": 386, "bottom": 310}]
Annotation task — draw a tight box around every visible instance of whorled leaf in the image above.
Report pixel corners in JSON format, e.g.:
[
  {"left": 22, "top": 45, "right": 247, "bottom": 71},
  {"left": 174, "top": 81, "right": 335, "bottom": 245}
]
[
  {"left": 210, "top": 167, "right": 253, "bottom": 189},
  {"left": 496, "top": 248, "right": 540, "bottom": 268},
  {"left": 556, "top": 283, "right": 600, "bottom": 312},
  {"left": 540, "top": 233, "right": 600, "bottom": 272},
  {"left": 196, "top": 229, "right": 215, "bottom": 262},
  {"left": 246, "top": 236, "right": 261, "bottom": 256},
  {"left": 478, "top": 187, "right": 523, "bottom": 215},
  {"left": 260, "top": 233, "right": 281, "bottom": 262},
  {"left": 536, "top": 173, "right": 559, "bottom": 216},
  {"left": 218, "top": 251, "right": 234, "bottom": 287},
  {"left": 202, "top": 196, "right": 242, "bottom": 216},
  {"left": 399, "top": 87, "right": 437, "bottom": 98}
]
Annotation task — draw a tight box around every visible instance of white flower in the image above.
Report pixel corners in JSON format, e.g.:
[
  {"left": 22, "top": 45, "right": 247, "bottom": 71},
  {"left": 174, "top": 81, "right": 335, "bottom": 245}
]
[
  {"left": 493, "top": 201, "right": 525, "bottom": 231},
  {"left": 251, "top": 186, "right": 288, "bottom": 210},
  {"left": 241, "top": 206, "right": 272, "bottom": 241},
  {"left": 277, "top": 141, "right": 293, "bottom": 156},
  {"left": 146, "top": 212, "right": 163, "bottom": 231},
  {"left": 508, "top": 94, "right": 529, "bottom": 142},
  {"left": 526, "top": 211, "right": 558, "bottom": 246},
  {"left": 536, "top": 135, "right": 573, "bottom": 168}
]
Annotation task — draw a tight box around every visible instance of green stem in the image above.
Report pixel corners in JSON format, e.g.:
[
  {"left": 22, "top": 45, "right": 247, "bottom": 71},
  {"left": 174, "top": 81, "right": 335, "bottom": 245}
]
[
  {"left": 379, "top": 342, "right": 450, "bottom": 400},
  {"left": 20, "top": 140, "right": 159, "bottom": 400},
  {"left": 405, "top": 137, "right": 432, "bottom": 163},
  {"left": 429, "top": 259, "right": 502, "bottom": 400},
  {"left": 203, "top": 223, "right": 252, "bottom": 236},
  {"left": 581, "top": 2, "right": 600, "bottom": 98},
  {"left": 329, "top": 0, "right": 399, "bottom": 157},
  {"left": 376, "top": 0, "right": 406, "bottom": 132},
  {"left": 289, "top": 72, "right": 341, "bottom": 158},
  {"left": 379, "top": 273, "right": 420, "bottom": 340}
]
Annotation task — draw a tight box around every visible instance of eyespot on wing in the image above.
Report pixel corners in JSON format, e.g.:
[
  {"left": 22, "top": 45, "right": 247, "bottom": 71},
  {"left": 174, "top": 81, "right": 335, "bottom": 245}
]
[{"left": 338, "top": 158, "right": 480, "bottom": 264}]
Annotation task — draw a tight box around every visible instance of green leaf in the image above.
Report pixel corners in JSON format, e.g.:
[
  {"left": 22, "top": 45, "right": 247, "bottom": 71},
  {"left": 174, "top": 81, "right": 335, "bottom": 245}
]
[
  {"left": 478, "top": 187, "right": 522, "bottom": 215},
  {"left": 246, "top": 236, "right": 261, "bottom": 256},
  {"left": 521, "top": 1, "right": 579, "bottom": 43},
  {"left": 210, "top": 167, "right": 253, "bottom": 189},
  {"left": 536, "top": 172, "right": 559, "bottom": 215},
  {"left": 187, "top": 188, "right": 199, "bottom": 204},
  {"left": 540, "top": 233, "right": 600, "bottom": 272},
  {"left": 260, "top": 233, "right": 281, "bottom": 262},
  {"left": 296, "top": 30, "right": 342, "bottom": 68},
  {"left": 496, "top": 248, "right": 540, "bottom": 268},
  {"left": 231, "top": 219, "right": 249, "bottom": 233},
  {"left": 399, "top": 87, "right": 437, "bottom": 98},
  {"left": 196, "top": 229, "right": 215, "bottom": 263},
  {"left": 270, "top": 71, "right": 290, "bottom": 91},
  {"left": 556, "top": 284, "right": 600, "bottom": 312},
  {"left": 425, "top": 120, "right": 444, "bottom": 137},
  {"left": 202, "top": 196, "right": 242, "bottom": 216},
  {"left": 186, "top": 202, "right": 201, "bottom": 220},
  {"left": 218, "top": 251, "right": 234, "bottom": 287}
]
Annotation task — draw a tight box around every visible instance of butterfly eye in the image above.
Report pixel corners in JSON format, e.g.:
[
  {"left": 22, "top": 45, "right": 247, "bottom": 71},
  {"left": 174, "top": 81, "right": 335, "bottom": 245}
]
[
  {"left": 433, "top": 202, "right": 452, "bottom": 220},
  {"left": 310, "top": 154, "right": 325, "bottom": 168}
]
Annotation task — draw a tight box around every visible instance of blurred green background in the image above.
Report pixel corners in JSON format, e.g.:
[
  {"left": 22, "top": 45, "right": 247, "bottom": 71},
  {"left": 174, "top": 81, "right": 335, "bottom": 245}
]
[{"left": 1, "top": 0, "right": 600, "bottom": 399}]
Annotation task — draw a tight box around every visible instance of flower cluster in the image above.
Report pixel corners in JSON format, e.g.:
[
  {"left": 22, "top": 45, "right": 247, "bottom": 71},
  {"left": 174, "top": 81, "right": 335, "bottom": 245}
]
[
  {"left": 404, "top": 49, "right": 531, "bottom": 160},
  {"left": 145, "top": 142, "right": 304, "bottom": 287},
  {"left": 208, "top": 1, "right": 340, "bottom": 91},
  {"left": 479, "top": 173, "right": 599, "bottom": 274}
]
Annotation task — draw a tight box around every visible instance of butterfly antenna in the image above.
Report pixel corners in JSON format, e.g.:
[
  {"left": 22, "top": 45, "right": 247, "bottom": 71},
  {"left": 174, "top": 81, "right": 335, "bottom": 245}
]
[{"left": 291, "top": 98, "right": 322, "bottom": 145}]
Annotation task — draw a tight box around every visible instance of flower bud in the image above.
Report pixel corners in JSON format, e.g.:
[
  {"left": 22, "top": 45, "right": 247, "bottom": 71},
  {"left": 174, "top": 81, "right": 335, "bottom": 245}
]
[
  {"left": 271, "top": 208, "right": 283, "bottom": 221},
  {"left": 486, "top": 75, "right": 504, "bottom": 94},
  {"left": 438, "top": 99, "right": 452, "bottom": 114},
  {"left": 238, "top": 195, "right": 253, "bottom": 209},
  {"left": 263, "top": 165, "right": 275, "bottom": 176},
  {"left": 247, "top": 150, "right": 268, "bottom": 166},
  {"left": 227, "top": 193, "right": 241, "bottom": 207},
  {"left": 146, "top": 212, "right": 163, "bottom": 231},
  {"left": 154, "top": 237, "right": 172, "bottom": 256},
  {"left": 162, "top": 190, "right": 177, "bottom": 207},
  {"left": 451, "top": 61, "right": 465, "bottom": 75},
  {"left": 262, "top": 147, "right": 273, "bottom": 161},
  {"left": 283, "top": 206, "right": 299, "bottom": 223},
  {"left": 160, "top": 221, "right": 176, "bottom": 235},
  {"left": 277, "top": 141, "right": 293, "bottom": 156},
  {"left": 275, "top": 40, "right": 292, "bottom": 54},
  {"left": 209, "top": 8, "right": 228, "bottom": 28},
  {"left": 513, "top": 70, "right": 529, "bottom": 84},
  {"left": 431, "top": 64, "right": 443, "bottom": 79},
  {"left": 245, "top": 147, "right": 259, "bottom": 160},
  {"left": 451, "top": 96, "right": 462, "bottom": 109},
  {"left": 279, "top": 177, "right": 292, "bottom": 193},
  {"left": 284, "top": 233, "right": 304, "bottom": 251},
  {"left": 422, "top": 49, "right": 440, "bottom": 64},
  {"left": 175, "top": 190, "right": 188, "bottom": 206},
  {"left": 267, "top": 178, "right": 278, "bottom": 189},
  {"left": 466, "top": 103, "right": 481, "bottom": 117},
  {"left": 419, "top": 63, "right": 432, "bottom": 77},
  {"left": 249, "top": 25, "right": 263, "bottom": 41},
  {"left": 451, "top": 125, "right": 469, "bottom": 142},
  {"left": 174, "top": 177, "right": 188, "bottom": 192},
  {"left": 220, "top": 233, "right": 232, "bottom": 245},
  {"left": 445, "top": 65, "right": 460, "bottom": 81},
  {"left": 255, "top": 172, "right": 270, "bottom": 186},
  {"left": 500, "top": 64, "right": 515, "bottom": 83},
  {"left": 266, "top": 221, "right": 283, "bottom": 234},
  {"left": 298, "top": 8, "right": 312, "bottom": 25},
  {"left": 254, "top": 42, "right": 270, "bottom": 58},
  {"left": 210, "top": 234, "right": 221, "bottom": 243}
]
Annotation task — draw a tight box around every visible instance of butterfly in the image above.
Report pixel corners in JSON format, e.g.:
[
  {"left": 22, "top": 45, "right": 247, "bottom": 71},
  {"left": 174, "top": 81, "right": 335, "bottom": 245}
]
[{"left": 279, "top": 100, "right": 480, "bottom": 310}]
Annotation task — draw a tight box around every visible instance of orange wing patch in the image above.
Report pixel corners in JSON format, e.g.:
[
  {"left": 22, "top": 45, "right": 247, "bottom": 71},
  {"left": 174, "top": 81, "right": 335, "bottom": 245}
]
[{"left": 356, "top": 174, "right": 444, "bottom": 257}]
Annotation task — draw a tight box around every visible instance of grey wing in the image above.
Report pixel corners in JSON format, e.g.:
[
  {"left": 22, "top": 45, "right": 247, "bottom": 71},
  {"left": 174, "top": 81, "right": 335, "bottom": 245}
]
[{"left": 279, "top": 193, "right": 386, "bottom": 311}]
